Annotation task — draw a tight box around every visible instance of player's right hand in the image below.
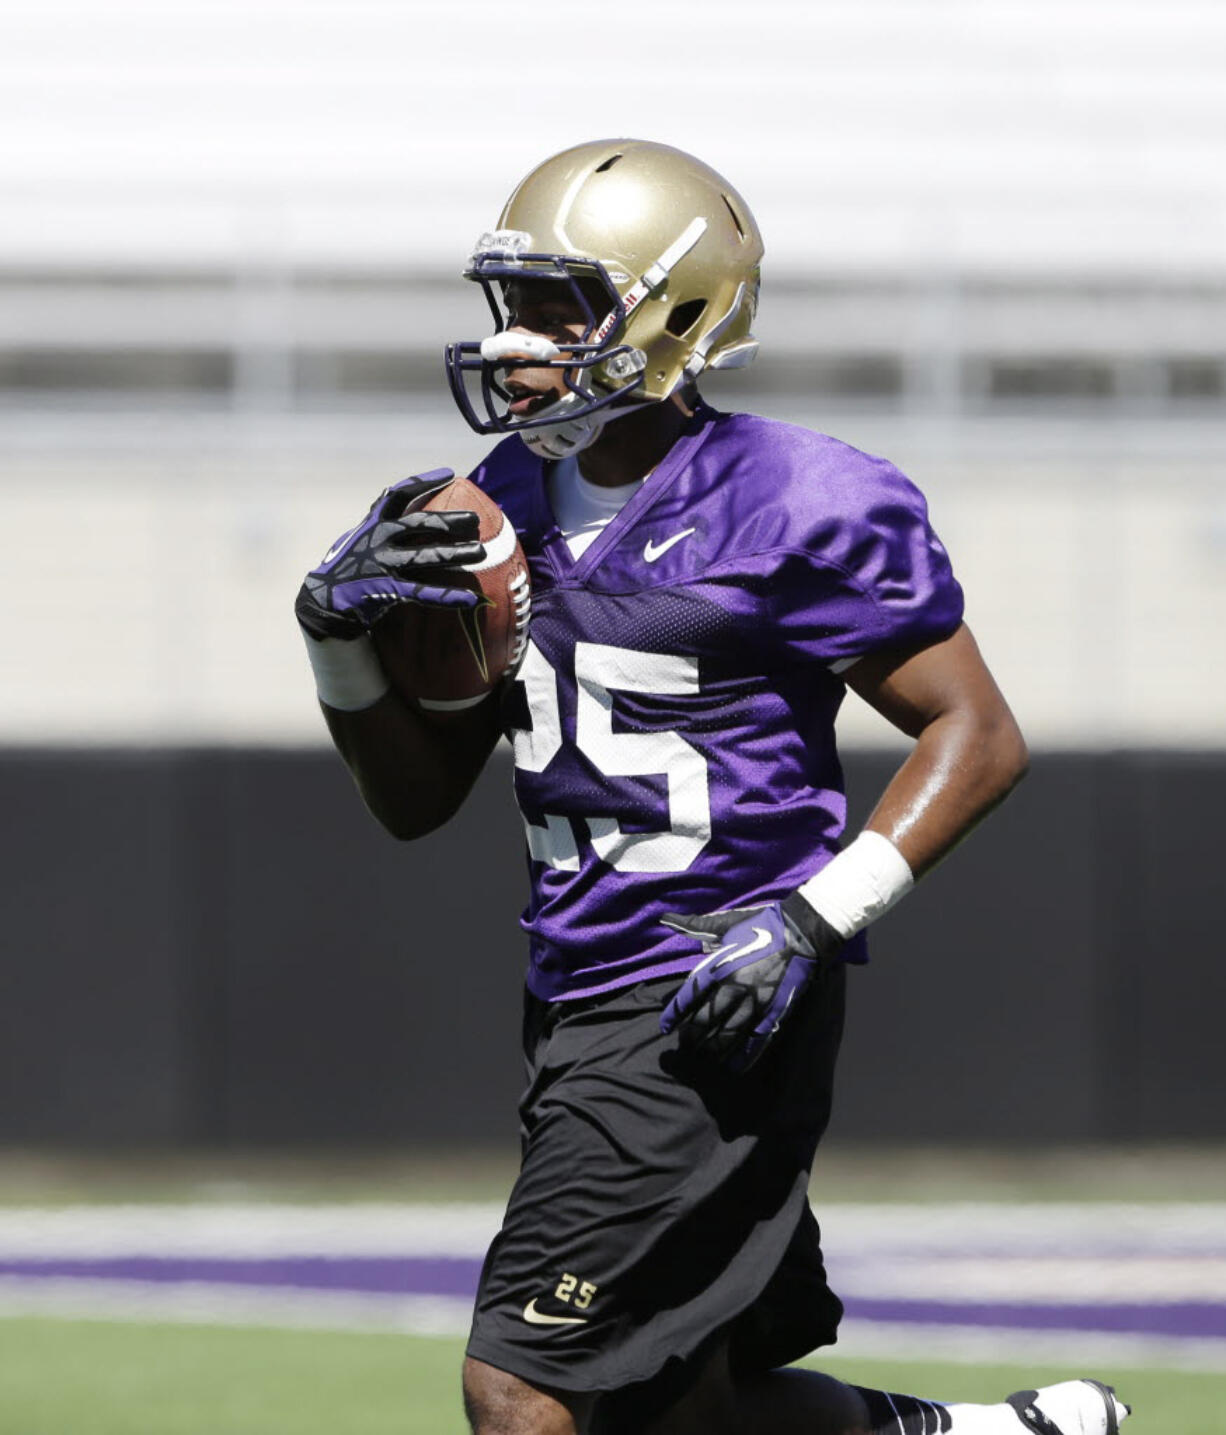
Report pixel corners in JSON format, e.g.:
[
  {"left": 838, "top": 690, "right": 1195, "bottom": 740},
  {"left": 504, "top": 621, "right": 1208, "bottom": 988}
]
[
  {"left": 294, "top": 469, "right": 487, "bottom": 641},
  {"left": 659, "top": 893, "right": 845, "bottom": 1071}
]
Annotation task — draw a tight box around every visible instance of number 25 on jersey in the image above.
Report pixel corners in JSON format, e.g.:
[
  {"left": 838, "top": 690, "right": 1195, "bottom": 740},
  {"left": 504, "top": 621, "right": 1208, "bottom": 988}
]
[{"left": 509, "top": 639, "right": 712, "bottom": 875}]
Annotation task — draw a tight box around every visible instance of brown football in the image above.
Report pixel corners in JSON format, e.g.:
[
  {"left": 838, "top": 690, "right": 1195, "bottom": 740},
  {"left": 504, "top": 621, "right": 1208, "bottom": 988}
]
[{"left": 371, "top": 476, "right": 530, "bottom": 711}]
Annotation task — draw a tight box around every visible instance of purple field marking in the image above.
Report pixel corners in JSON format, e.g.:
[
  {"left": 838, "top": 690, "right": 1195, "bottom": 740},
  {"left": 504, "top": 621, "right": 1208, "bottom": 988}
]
[
  {"left": 4, "top": 1255, "right": 1224, "bottom": 1343},
  {"left": 841, "top": 1298, "right": 1226, "bottom": 1341}
]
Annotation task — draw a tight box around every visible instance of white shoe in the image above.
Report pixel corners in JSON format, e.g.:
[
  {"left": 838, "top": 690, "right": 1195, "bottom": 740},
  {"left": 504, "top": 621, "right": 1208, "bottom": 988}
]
[{"left": 1007, "top": 1381, "right": 1130, "bottom": 1435}]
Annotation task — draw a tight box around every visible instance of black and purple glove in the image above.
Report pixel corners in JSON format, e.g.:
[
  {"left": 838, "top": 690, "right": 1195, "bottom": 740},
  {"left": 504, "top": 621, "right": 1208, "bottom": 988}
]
[
  {"left": 295, "top": 469, "right": 485, "bottom": 641},
  {"left": 660, "top": 894, "right": 845, "bottom": 1071}
]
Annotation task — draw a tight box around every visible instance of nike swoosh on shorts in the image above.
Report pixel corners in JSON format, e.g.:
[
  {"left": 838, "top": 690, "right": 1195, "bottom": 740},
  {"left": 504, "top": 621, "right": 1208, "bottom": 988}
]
[{"left": 522, "top": 1299, "right": 589, "bottom": 1327}]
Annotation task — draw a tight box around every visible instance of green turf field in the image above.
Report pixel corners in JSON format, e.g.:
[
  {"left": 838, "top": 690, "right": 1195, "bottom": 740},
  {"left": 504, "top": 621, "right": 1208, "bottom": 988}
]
[
  {"left": 1, "top": 1150, "right": 1221, "bottom": 1432},
  {"left": 0, "top": 1144, "right": 1222, "bottom": 1205},
  {"left": 0, "top": 1321, "right": 1216, "bottom": 1435}
]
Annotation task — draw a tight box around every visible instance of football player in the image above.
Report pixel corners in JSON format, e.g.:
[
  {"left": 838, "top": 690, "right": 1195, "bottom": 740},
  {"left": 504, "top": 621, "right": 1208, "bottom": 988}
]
[{"left": 296, "top": 141, "right": 1129, "bottom": 1435}]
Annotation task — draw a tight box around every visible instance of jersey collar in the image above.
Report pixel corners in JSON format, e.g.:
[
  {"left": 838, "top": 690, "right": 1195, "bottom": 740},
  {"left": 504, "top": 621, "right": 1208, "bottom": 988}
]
[{"left": 538, "top": 402, "right": 722, "bottom": 584}]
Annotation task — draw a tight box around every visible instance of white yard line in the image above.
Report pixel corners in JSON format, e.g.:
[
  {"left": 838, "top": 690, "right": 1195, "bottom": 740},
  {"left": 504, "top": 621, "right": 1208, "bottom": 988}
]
[
  {"left": 0, "top": 1202, "right": 1221, "bottom": 1258},
  {"left": 0, "top": 1203, "right": 506, "bottom": 1257},
  {"left": 829, "top": 1256, "right": 1226, "bottom": 1303}
]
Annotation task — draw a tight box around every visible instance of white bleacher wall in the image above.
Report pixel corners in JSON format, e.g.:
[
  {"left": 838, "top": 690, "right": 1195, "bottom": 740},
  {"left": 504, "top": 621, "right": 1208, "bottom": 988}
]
[
  {"left": 7, "top": 409, "right": 1224, "bottom": 749},
  {"left": 5, "top": 0, "right": 1226, "bottom": 274},
  {"left": 2, "top": 0, "right": 1225, "bottom": 747}
]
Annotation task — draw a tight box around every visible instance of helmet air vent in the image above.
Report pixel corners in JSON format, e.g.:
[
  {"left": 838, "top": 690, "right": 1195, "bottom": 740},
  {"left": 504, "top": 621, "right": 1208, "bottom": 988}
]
[
  {"left": 721, "top": 194, "right": 746, "bottom": 241},
  {"left": 666, "top": 298, "right": 708, "bottom": 337},
  {"left": 594, "top": 153, "right": 624, "bottom": 173}
]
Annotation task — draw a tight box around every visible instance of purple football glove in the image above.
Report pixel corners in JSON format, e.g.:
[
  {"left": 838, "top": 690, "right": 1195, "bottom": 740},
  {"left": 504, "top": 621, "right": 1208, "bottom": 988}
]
[
  {"left": 295, "top": 469, "right": 486, "bottom": 641},
  {"left": 660, "top": 893, "right": 845, "bottom": 1071}
]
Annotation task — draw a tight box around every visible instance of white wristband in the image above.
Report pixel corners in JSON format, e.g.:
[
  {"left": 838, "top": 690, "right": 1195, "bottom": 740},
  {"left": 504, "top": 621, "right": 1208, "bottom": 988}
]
[
  {"left": 301, "top": 632, "right": 391, "bottom": 712},
  {"left": 796, "top": 831, "right": 914, "bottom": 939}
]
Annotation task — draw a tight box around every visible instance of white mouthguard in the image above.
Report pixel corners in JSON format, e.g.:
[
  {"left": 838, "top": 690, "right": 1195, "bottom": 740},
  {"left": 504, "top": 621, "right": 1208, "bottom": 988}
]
[{"left": 479, "top": 332, "right": 562, "bottom": 363}]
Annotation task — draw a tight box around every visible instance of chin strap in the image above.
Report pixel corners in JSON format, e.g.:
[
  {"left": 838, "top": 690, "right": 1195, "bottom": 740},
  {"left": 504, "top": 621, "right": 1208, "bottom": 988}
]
[
  {"left": 519, "top": 392, "right": 611, "bottom": 459},
  {"left": 475, "top": 331, "right": 604, "bottom": 458},
  {"left": 478, "top": 331, "right": 622, "bottom": 460}
]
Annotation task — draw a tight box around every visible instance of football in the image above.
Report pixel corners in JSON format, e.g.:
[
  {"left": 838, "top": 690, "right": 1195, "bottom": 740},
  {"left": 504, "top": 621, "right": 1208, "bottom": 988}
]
[{"left": 371, "top": 476, "right": 530, "bottom": 711}]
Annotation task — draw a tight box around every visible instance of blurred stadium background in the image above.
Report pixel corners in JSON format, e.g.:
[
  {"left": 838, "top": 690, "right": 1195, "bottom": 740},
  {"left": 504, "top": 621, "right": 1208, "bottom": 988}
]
[{"left": 1, "top": 1, "right": 1224, "bottom": 1430}]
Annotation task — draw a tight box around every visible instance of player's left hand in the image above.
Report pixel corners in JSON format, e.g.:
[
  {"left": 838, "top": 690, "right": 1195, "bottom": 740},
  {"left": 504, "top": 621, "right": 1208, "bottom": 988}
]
[{"left": 659, "top": 894, "right": 845, "bottom": 1071}]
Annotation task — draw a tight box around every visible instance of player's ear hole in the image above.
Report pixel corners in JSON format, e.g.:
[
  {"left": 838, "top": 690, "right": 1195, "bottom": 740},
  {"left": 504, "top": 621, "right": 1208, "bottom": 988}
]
[{"left": 667, "top": 299, "right": 708, "bottom": 337}]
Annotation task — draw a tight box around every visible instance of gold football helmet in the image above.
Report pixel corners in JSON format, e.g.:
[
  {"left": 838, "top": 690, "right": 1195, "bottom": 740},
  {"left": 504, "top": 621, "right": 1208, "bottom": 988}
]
[{"left": 446, "top": 139, "right": 764, "bottom": 459}]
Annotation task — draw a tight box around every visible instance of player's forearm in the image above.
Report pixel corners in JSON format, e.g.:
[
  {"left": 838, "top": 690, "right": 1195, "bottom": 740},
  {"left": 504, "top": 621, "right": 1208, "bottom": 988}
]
[
  {"left": 860, "top": 698, "right": 1029, "bottom": 878},
  {"left": 838, "top": 624, "right": 1029, "bottom": 880},
  {"left": 323, "top": 689, "right": 501, "bottom": 840}
]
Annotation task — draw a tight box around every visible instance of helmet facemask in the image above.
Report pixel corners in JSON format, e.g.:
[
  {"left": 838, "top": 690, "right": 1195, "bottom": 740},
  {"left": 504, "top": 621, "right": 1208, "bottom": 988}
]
[{"left": 446, "top": 238, "right": 651, "bottom": 459}]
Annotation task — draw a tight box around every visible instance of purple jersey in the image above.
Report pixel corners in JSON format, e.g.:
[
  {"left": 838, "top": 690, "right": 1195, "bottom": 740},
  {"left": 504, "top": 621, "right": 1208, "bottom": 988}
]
[{"left": 469, "top": 405, "right": 963, "bottom": 1001}]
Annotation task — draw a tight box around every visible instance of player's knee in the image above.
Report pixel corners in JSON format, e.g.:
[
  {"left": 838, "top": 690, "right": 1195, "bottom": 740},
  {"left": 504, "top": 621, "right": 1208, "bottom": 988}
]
[{"left": 462, "top": 1356, "right": 582, "bottom": 1435}]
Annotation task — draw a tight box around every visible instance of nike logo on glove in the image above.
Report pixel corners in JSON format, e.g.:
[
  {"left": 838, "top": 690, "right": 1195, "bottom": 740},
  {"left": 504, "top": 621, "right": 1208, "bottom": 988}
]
[
  {"left": 643, "top": 528, "right": 696, "bottom": 563},
  {"left": 686, "top": 925, "right": 775, "bottom": 984},
  {"left": 522, "top": 1299, "right": 589, "bottom": 1326},
  {"left": 710, "top": 926, "right": 773, "bottom": 970},
  {"left": 321, "top": 525, "right": 360, "bottom": 565}
]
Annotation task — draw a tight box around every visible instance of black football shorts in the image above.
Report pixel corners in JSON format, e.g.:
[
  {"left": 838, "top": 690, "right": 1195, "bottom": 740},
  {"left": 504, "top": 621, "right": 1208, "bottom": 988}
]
[{"left": 465, "top": 962, "right": 847, "bottom": 1406}]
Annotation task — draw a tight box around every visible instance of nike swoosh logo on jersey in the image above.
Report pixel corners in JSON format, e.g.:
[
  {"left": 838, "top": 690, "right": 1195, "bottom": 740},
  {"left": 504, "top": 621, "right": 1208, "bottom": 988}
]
[
  {"left": 522, "top": 1299, "right": 589, "bottom": 1326},
  {"left": 711, "top": 926, "right": 774, "bottom": 971},
  {"left": 643, "top": 528, "right": 697, "bottom": 563}
]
